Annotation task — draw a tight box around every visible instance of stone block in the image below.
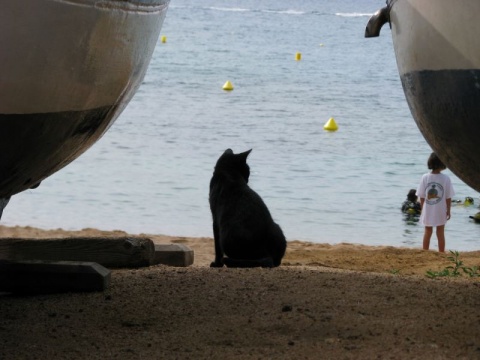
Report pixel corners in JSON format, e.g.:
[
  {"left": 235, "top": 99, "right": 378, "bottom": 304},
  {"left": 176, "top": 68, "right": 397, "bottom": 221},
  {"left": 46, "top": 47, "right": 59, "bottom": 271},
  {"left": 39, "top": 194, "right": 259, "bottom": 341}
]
[
  {"left": 0, "top": 260, "right": 110, "bottom": 294},
  {"left": 154, "top": 244, "right": 194, "bottom": 267}
]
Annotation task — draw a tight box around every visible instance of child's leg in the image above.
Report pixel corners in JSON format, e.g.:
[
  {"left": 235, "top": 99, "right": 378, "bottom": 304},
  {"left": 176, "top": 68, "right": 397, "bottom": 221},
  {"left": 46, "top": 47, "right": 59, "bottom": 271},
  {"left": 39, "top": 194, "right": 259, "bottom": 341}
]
[
  {"left": 436, "top": 225, "right": 445, "bottom": 253},
  {"left": 423, "top": 226, "right": 433, "bottom": 250}
]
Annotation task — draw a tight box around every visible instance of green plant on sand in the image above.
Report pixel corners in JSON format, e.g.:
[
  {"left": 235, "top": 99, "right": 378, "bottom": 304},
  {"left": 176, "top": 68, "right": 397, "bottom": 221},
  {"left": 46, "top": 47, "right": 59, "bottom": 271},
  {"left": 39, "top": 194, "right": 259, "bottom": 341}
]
[{"left": 426, "top": 250, "right": 480, "bottom": 279}]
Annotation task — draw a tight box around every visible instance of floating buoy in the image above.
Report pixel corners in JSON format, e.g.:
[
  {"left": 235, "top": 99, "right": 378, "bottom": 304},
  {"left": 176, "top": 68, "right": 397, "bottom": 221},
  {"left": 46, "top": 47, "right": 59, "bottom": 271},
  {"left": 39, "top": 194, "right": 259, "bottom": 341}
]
[
  {"left": 295, "top": 52, "right": 302, "bottom": 61},
  {"left": 222, "top": 80, "right": 234, "bottom": 91},
  {"left": 161, "top": 35, "right": 167, "bottom": 43},
  {"left": 323, "top": 117, "right": 338, "bottom": 131},
  {"left": 319, "top": 43, "right": 324, "bottom": 47}
]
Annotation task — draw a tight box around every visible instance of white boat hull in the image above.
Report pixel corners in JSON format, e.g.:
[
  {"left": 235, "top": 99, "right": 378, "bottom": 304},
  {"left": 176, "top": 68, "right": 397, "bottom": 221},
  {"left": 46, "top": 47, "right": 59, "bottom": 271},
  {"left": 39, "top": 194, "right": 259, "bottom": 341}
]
[
  {"left": 0, "top": 0, "right": 170, "bottom": 197},
  {"left": 367, "top": 0, "right": 480, "bottom": 191}
]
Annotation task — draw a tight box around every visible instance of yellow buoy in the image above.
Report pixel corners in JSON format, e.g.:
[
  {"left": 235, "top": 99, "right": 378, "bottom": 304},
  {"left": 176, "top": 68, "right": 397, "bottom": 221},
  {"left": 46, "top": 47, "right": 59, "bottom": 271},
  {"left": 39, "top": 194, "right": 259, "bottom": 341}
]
[
  {"left": 323, "top": 117, "right": 338, "bottom": 131},
  {"left": 295, "top": 52, "right": 302, "bottom": 61},
  {"left": 161, "top": 35, "right": 167, "bottom": 43},
  {"left": 222, "top": 80, "right": 234, "bottom": 91}
]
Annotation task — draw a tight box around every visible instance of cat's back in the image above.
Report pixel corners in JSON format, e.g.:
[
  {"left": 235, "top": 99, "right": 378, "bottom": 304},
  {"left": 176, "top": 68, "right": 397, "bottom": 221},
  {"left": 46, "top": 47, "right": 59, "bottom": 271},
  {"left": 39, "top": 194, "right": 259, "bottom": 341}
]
[{"left": 209, "top": 169, "right": 252, "bottom": 209}]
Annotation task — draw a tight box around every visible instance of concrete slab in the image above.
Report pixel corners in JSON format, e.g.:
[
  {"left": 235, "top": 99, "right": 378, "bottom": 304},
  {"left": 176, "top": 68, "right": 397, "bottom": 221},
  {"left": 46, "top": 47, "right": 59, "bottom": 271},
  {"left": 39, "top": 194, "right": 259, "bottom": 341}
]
[
  {"left": 154, "top": 244, "right": 194, "bottom": 267},
  {"left": 0, "top": 260, "right": 110, "bottom": 294}
]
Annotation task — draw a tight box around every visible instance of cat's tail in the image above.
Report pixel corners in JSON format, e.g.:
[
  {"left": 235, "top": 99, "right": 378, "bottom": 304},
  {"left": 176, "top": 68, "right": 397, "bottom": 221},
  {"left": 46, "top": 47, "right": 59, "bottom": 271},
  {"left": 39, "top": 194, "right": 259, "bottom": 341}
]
[{"left": 223, "top": 257, "right": 275, "bottom": 268}]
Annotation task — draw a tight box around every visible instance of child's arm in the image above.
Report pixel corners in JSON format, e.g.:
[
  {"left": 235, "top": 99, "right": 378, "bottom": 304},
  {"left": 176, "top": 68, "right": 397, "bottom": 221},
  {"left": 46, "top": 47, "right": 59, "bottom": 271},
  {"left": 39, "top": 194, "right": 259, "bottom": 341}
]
[{"left": 446, "top": 198, "right": 451, "bottom": 220}]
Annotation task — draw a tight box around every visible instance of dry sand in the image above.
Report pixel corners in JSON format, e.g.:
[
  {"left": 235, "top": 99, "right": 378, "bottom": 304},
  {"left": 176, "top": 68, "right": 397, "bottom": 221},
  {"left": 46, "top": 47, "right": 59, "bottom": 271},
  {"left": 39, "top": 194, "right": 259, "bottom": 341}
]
[{"left": 1, "top": 225, "right": 479, "bottom": 359}]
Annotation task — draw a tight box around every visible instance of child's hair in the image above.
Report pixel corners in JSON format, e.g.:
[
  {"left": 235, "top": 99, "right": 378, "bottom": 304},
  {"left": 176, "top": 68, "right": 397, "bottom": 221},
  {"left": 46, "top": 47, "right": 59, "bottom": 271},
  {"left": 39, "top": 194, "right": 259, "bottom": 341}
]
[
  {"left": 427, "top": 152, "right": 446, "bottom": 170},
  {"left": 407, "top": 189, "right": 417, "bottom": 202}
]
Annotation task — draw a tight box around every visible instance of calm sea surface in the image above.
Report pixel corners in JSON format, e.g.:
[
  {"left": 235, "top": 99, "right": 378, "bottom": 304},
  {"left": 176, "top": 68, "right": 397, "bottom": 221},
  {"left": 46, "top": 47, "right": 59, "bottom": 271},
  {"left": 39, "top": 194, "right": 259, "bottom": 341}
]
[{"left": 3, "top": 0, "right": 480, "bottom": 251}]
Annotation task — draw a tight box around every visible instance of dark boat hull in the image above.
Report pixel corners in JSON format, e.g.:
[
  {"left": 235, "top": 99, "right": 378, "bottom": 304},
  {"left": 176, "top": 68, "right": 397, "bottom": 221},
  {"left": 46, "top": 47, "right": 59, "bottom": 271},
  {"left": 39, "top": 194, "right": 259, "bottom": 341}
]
[
  {"left": 0, "top": 0, "right": 170, "bottom": 197},
  {"left": 401, "top": 69, "right": 480, "bottom": 190},
  {"left": 0, "top": 107, "right": 115, "bottom": 195}
]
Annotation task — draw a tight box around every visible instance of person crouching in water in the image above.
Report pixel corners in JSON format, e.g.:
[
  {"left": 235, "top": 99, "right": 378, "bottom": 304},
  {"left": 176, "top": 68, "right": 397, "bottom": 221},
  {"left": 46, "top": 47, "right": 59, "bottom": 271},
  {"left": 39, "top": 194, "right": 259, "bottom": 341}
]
[
  {"left": 416, "top": 153, "right": 455, "bottom": 252},
  {"left": 401, "top": 189, "right": 421, "bottom": 216}
]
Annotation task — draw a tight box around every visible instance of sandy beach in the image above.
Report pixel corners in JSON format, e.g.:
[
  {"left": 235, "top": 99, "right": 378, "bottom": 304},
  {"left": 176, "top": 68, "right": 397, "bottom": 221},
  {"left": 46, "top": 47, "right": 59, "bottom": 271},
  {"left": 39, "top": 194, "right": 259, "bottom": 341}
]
[{"left": 1, "top": 225, "right": 479, "bottom": 359}]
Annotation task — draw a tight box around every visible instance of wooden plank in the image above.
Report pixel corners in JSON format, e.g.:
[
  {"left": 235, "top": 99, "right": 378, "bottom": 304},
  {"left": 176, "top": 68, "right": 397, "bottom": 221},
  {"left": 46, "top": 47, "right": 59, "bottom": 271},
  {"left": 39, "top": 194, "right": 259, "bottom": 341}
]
[
  {"left": 0, "top": 260, "right": 110, "bottom": 294},
  {"left": 154, "top": 244, "right": 194, "bottom": 267},
  {"left": 0, "top": 237, "right": 155, "bottom": 268}
]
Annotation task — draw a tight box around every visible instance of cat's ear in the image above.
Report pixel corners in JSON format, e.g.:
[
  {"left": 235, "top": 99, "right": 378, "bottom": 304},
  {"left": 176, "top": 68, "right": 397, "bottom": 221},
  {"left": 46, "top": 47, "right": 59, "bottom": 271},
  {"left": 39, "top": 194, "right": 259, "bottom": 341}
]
[{"left": 237, "top": 149, "right": 252, "bottom": 162}]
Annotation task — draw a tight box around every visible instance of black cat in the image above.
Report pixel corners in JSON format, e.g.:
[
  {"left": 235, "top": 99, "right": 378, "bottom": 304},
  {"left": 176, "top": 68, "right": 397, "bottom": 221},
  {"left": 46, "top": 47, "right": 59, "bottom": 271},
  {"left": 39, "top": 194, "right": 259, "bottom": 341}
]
[{"left": 209, "top": 149, "right": 287, "bottom": 268}]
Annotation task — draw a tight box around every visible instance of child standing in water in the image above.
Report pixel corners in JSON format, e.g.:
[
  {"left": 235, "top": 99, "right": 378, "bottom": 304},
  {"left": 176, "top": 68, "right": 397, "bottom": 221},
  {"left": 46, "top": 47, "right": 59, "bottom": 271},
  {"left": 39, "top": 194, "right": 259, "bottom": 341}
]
[{"left": 416, "top": 153, "right": 455, "bottom": 252}]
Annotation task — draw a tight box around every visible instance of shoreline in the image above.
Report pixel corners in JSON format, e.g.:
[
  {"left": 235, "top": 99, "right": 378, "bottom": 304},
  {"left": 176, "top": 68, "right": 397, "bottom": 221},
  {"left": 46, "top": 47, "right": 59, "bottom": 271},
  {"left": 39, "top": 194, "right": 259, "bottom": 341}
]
[{"left": 1, "top": 224, "right": 479, "bottom": 276}]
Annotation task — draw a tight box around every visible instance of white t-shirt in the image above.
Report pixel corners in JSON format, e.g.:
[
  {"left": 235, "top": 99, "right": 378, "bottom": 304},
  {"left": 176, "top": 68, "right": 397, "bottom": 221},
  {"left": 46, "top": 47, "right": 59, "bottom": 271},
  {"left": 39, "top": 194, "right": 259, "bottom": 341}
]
[{"left": 416, "top": 172, "right": 455, "bottom": 226}]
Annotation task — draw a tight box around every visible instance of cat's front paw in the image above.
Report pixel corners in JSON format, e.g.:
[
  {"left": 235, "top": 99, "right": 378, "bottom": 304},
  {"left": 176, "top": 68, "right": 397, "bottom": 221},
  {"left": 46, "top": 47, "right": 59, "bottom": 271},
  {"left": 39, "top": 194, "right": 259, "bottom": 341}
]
[{"left": 210, "top": 261, "right": 224, "bottom": 268}]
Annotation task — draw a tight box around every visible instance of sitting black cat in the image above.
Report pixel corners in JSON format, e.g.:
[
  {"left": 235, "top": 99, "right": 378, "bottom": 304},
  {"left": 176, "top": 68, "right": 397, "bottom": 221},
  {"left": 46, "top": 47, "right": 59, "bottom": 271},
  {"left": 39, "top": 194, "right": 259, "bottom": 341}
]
[{"left": 209, "top": 149, "right": 287, "bottom": 268}]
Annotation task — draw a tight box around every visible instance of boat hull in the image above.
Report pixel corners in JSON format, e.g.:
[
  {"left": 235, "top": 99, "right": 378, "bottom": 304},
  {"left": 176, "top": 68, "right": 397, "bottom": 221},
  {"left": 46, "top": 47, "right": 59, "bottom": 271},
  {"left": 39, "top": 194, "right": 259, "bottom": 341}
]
[
  {"left": 0, "top": 0, "right": 169, "bottom": 197},
  {"left": 388, "top": 0, "right": 480, "bottom": 191}
]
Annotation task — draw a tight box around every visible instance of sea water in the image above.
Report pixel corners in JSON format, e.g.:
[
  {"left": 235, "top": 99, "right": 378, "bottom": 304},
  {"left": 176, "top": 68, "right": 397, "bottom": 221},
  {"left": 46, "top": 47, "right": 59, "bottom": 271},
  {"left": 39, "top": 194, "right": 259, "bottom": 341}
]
[{"left": 3, "top": 0, "right": 480, "bottom": 251}]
